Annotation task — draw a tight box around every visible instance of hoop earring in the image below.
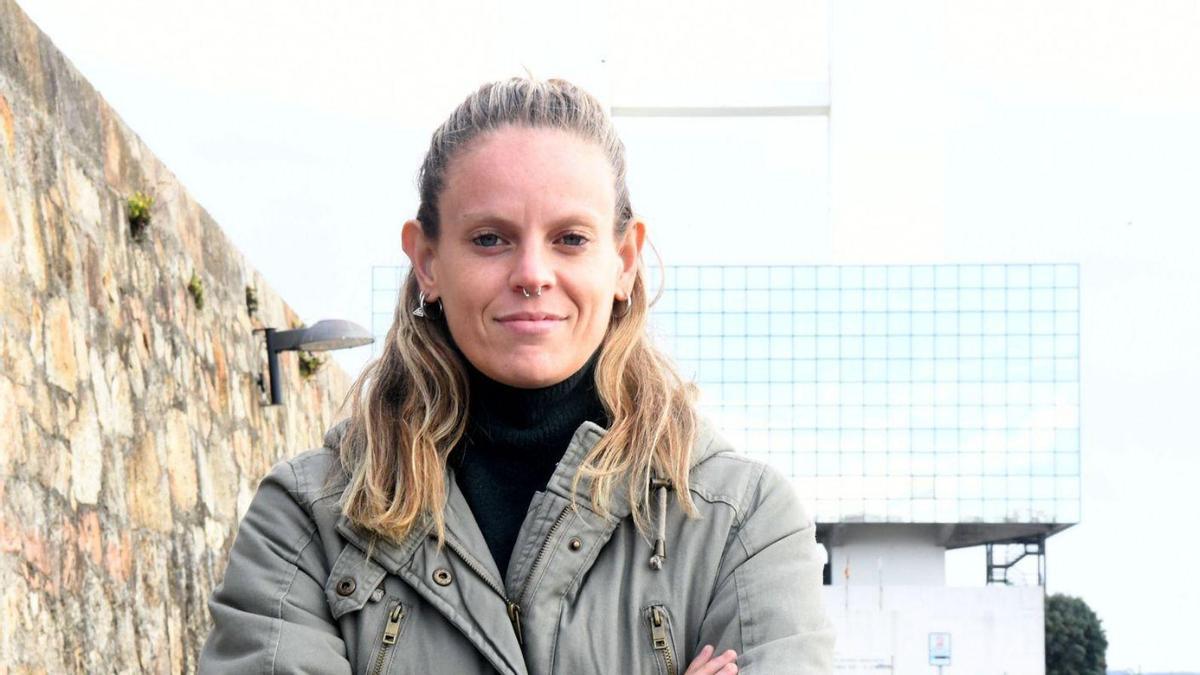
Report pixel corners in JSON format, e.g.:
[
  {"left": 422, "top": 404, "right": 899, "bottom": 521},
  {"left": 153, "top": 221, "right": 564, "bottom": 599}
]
[
  {"left": 614, "top": 292, "right": 633, "bottom": 318},
  {"left": 412, "top": 291, "right": 427, "bottom": 317}
]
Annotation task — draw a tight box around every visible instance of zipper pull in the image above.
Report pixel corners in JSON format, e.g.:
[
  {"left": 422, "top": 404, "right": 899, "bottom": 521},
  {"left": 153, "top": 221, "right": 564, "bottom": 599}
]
[
  {"left": 507, "top": 602, "right": 524, "bottom": 646},
  {"left": 382, "top": 603, "right": 404, "bottom": 645},
  {"left": 507, "top": 601, "right": 524, "bottom": 647},
  {"left": 650, "top": 606, "right": 669, "bottom": 650}
]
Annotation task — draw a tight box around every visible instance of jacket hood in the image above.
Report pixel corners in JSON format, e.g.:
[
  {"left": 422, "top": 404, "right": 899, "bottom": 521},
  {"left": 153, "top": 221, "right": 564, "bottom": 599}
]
[
  {"left": 322, "top": 416, "right": 353, "bottom": 454},
  {"left": 686, "top": 414, "right": 737, "bottom": 471}
]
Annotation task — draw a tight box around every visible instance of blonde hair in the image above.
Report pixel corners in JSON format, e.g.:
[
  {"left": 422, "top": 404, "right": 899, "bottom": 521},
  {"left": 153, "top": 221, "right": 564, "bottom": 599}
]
[{"left": 335, "top": 77, "right": 699, "bottom": 553}]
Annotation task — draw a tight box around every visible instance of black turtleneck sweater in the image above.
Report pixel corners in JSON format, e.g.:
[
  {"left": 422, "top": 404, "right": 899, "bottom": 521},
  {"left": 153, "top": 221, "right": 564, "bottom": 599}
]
[{"left": 447, "top": 350, "right": 609, "bottom": 578}]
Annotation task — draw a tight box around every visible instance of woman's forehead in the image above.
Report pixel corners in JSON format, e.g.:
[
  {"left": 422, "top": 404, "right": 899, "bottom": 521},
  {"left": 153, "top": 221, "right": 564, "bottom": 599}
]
[{"left": 440, "top": 126, "right": 617, "bottom": 225}]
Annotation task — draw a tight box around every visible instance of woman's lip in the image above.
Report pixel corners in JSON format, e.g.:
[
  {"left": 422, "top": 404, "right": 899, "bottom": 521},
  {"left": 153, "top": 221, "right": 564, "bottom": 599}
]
[
  {"left": 496, "top": 312, "right": 565, "bottom": 321},
  {"left": 495, "top": 317, "right": 565, "bottom": 335}
]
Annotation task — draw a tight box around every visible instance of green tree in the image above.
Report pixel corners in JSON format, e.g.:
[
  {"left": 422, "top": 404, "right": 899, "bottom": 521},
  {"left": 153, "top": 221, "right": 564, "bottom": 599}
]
[{"left": 1045, "top": 593, "right": 1107, "bottom": 675}]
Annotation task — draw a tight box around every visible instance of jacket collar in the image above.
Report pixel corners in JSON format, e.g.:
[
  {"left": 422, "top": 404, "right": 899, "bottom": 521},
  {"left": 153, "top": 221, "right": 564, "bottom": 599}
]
[
  {"left": 541, "top": 414, "right": 731, "bottom": 521},
  {"left": 326, "top": 412, "right": 733, "bottom": 569}
]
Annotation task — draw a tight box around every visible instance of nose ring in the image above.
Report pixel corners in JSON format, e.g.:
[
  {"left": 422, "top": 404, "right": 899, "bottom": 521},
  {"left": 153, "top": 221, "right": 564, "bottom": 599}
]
[{"left": 521, "top": 286, "right": 542, "bottom": 298}]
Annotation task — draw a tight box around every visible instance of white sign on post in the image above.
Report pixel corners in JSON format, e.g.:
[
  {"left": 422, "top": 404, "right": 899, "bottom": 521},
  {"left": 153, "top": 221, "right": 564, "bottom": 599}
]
[{"left": 928, "top": 632, "right": 951, "bottom": 666}]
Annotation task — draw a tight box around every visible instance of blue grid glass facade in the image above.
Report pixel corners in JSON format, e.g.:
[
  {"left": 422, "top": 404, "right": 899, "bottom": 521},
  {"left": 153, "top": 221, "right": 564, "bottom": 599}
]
[{"left": 370, "top": 264, "right": 1081, "bottom": 527}]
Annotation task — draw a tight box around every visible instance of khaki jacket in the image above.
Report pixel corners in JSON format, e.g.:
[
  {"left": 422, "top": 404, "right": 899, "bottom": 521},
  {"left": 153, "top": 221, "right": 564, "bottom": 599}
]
[{"left": 199, "top": 417, "right": 834, "bottom": 674}]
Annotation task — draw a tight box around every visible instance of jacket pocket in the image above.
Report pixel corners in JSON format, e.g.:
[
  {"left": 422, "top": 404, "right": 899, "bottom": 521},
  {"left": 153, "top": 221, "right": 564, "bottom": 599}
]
[
  {"left": 366, "top": 598, "right": 408, "bottom": 675},
  {"left": 644, "top": 604, "right": 679, "bottom": 675}
]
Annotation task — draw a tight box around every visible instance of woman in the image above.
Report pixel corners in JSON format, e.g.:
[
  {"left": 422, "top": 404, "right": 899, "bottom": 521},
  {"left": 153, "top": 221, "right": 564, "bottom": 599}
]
[{"left": 200, "top": 77, "right": 833, "bottom": 674}]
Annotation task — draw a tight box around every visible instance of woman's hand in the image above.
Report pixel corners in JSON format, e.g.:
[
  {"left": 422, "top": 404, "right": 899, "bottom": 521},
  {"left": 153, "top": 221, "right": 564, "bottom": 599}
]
[{"left": 684, "top": 644, "right": 739, "bottom": 674}]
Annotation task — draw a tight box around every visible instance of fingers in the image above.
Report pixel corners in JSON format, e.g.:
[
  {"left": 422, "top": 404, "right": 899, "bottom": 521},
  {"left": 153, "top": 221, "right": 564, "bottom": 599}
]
[
  {"left": 683, "top": 644, "right": 739, "bottom": 675},
  {"left": 685, "top": 644, "right": 714, "bottom": 671}
]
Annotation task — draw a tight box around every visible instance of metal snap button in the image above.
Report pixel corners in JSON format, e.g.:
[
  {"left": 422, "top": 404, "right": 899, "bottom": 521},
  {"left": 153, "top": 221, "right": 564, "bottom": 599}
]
[
  {"left": 336, "top": 577, "right": 356, "bottom": 596},
  {"left": 568, "top": 537, "right": 582, "bottom": 551},
  {"left": 432, "top": 568, "right": 453, "bottom": 586}
]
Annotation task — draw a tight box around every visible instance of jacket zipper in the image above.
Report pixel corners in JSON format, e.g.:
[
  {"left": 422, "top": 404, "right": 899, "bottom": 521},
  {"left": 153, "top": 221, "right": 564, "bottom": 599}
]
[
  {"left": 515, "top": 505, "right": 573, "bottom": 609},
  {"left": 370, "top": 600, "right": 405, "bottom": 675},
  {"left": 647, "top": 605, "right": 677, "bottom": 675},
  {"left": 441, "top": 535, "right": 525, "bottom": 646},
  {"left": 441, "top": 503, "right": 572, "bottom": 647}
]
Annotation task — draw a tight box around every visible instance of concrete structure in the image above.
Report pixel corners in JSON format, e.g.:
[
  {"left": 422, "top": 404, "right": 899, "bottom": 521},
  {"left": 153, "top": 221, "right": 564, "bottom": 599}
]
[
  {"left": 822, "top": 585, "right": 1045, "bottom": 674},
  {"left": 821, "top": 526, "right": 1047, "bottom": 673},
  {"left": 828, "top": 525, "right": 946, "bottom": 587}
]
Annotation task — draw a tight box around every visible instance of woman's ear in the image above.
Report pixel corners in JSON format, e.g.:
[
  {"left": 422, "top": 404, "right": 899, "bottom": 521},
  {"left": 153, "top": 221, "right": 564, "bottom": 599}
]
[
  {"left": 401, "top": 219, "right": 439, "bottom": 301},
  {"left": 615, "top": 217, "right": 646, "bottom": 300}
]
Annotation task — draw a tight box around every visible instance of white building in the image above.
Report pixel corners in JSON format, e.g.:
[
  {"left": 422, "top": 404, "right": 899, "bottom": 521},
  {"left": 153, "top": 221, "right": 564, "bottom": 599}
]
[{"left": 644, "top": 263, "right": 1078, "bottom": 674}]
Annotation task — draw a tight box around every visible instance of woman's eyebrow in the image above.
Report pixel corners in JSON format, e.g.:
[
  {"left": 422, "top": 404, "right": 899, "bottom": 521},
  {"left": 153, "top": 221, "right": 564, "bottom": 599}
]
[{"left": 459, "top": 212, "right": 601, "bottom": 230}]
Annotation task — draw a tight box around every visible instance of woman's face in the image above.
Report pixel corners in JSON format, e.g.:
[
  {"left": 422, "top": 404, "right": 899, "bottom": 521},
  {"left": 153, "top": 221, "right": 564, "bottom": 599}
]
[{"left": 403, "top": 125, "right": 644, "bottom": 388}]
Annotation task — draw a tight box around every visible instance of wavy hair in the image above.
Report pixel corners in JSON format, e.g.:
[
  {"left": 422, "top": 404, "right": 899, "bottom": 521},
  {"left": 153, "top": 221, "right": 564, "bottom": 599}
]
[{"left": 334, "top": 77, "right": 699, "bottom": 553}]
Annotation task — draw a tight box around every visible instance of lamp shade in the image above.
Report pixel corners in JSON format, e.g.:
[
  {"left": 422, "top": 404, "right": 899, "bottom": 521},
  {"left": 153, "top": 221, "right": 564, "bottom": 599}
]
[{"left": 297, "top": 319, "right": 374, "bottom": 351}]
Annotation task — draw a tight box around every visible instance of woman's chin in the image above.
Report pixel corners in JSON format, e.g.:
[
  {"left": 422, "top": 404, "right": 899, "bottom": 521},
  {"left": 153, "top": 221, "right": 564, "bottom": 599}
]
[{"left": 486, "top": 353, "right": 576, "bottom": 388}]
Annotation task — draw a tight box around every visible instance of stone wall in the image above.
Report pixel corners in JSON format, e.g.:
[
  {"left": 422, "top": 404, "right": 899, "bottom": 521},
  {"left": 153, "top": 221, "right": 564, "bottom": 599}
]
[{"left": 0, "top": 1, "right": 352, "bottom": 671}]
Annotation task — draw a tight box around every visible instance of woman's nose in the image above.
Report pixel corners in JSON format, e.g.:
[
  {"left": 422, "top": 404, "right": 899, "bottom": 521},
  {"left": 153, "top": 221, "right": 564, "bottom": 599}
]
[{"left": 509, "top": 245, "right": 554, "bottom": 296}]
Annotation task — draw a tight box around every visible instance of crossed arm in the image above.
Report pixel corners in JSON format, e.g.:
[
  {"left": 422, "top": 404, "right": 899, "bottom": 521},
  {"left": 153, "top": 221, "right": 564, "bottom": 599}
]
[
  {"left": 691, "top": 463, "right": 836, "bottom": 674},
  {"left": 199, "top": 459, "right": 353, "bottom": 675}
]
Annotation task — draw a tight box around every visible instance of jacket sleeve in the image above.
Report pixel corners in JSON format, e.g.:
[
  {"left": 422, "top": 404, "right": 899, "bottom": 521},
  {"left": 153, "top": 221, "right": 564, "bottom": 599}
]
[
  {"left": 199, "top": 457, "right": 352, "bottom": 675},
  {"left": 695, "top": 462, "right": 835, "bottom": 674}
]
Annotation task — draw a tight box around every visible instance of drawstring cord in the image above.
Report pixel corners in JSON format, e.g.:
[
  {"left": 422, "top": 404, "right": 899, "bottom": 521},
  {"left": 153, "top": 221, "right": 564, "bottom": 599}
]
[{"left": 648, "top": 476, "right": 673, "bottom": 570}]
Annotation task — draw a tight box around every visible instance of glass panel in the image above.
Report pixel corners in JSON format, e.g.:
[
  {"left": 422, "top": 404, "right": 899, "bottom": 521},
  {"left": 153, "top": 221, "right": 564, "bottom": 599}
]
[{"left": 557, "top": 263, "right": 1082, "bottom": 526}]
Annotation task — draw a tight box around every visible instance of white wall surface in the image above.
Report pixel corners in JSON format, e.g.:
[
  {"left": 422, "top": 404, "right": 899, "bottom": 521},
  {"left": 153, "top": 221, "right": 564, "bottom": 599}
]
[
  {"left": 829, "top": 525, "right": 947, "bottom": 587},
  {"left": 823, "top": 585, "right": 1045, "bottom": 674},
  {"left": 826, "top": 3, "right": 1200, "bottom": 670}
]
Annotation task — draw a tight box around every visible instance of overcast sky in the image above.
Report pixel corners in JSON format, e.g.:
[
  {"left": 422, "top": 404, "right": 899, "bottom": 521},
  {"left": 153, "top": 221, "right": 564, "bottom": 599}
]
[{"left": 14, "top": 0, "right": 1200, "bottom": 670}]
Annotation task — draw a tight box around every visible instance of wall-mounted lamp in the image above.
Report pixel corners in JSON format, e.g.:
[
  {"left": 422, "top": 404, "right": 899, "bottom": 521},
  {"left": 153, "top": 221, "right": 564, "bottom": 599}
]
[{"left": 255, "top": 319, "right": 373, "bottom": 406}]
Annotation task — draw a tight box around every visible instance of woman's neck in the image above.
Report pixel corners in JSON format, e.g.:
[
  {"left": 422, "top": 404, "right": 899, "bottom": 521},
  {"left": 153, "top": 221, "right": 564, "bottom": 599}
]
[{"left": 464, "top": 349, "right": 606, "bottom": 432}]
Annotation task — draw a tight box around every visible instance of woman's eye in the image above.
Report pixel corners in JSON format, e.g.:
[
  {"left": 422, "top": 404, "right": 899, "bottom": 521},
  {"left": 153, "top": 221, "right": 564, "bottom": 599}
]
[
  {"left": 472, "top": 233, "right": 503, "bottom": 247},
  {"left": 558, "top": 233, "right": 589, "bottom": 247}
]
